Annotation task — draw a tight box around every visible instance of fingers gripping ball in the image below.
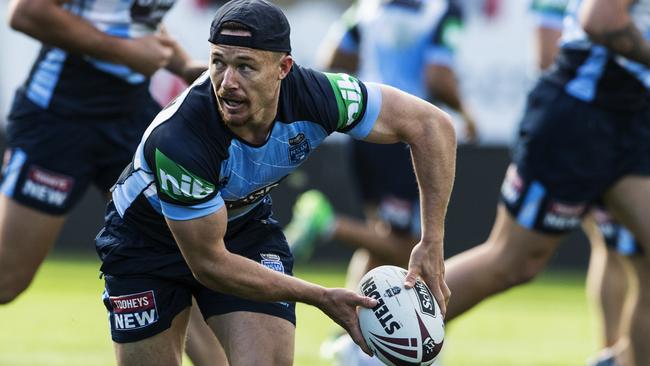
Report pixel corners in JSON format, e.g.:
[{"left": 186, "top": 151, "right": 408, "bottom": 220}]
[{"left": 357, "top": 265, "right": 444, "bottom": 366}]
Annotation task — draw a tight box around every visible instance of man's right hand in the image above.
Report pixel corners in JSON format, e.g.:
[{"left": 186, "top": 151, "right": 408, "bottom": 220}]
[
  {"left": 317, "top": 288, "right": 377, "bottom": 356},
  {"left": 120, "top": 33, "right": 175, "bottom": 76}
]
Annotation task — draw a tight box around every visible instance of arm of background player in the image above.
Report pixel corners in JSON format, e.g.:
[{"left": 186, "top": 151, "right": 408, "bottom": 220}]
[
  {"left": 316, "top": 10, "right": 360, "bottom": 72},
  {"left": 580, "top": 0, "right": 650, "bottom": 66},
  {"left": 159, "top": 25, "right": 207, "bottom": 85},
  {"left": 319, "top": 47, "right": 358, "bottom": 74},
  {"left": 166, "top": 207, "right": 377, "bottom": 355},
  {"left": 8, "top": 0, "right": 175, "bottom": 76},
  {"left": 425, "top": 65, "right": 478, "bottom": 143},
  {"left": 536, "top": 26, "right": 563, "bottom": 70},
  {"left": 363, "top": 84, "right": 456, "bottom": 316}
]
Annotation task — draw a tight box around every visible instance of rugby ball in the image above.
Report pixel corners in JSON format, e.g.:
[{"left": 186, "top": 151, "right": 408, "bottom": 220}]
[{"left": 357, "top": 265, "right": 444, "bottom": 366}]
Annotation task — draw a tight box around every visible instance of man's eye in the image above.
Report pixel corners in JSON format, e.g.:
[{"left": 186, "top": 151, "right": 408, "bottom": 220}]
[{"left": 239, "top": 64, "right": 253, "bottom": 72}]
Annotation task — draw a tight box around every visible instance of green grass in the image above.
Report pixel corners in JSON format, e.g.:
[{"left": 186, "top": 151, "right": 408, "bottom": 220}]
[{"left": 0, "top": 257, "right": 599, "bottom": 365}]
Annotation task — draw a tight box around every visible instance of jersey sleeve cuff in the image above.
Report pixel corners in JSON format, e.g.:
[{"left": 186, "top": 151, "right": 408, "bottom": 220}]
[
  {"left": 339, "top": 31, "right": 360, "bottom": 53},
  {"left": 161, "top": 194, "right": 225, "bottom": 221},
  {"left": 346, "top": 82, "right": 382, "bottom": 139},
  {"left": 425, "top": 47, "right": 455, "bottom": 67}
]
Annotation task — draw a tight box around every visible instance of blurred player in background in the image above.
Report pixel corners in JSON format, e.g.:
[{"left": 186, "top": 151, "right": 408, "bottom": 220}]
[
  {"left": 95, "top": 0, "right": 457, "bottom": 364},
  {"left": 1, "top": 0, "right": 225, "bottom": 364},
  {"left": 444, "top": 0, "right": 650, "bottom": 365},
  {"left": 284, "top": 0, "right": 475, "bottom": 364},
  {"left": 534, "top": 1, "right": 642, "bottom": 364}
]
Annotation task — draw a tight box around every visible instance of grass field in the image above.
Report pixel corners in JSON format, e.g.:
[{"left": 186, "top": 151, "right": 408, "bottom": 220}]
[{"left": 0, "top": 256, "right": 599, "bottom": 366}]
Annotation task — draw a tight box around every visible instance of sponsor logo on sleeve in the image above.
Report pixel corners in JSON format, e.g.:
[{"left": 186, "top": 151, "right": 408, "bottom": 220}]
[
  {"left": 441, "top": 18, "right": 463, "bottom": 50},
  {"left": 22, "top": 166, "right": 74, "bottom": 207},
  {"left": 109, "top": 290, "right": 159, "bottom": 330},
  {"left": 130, "top": 0, "right": 174, "bottom": 27},
  {"left": 155, "top": 149, "right": 215, "bottom": 202},
  {"left": 324, "top": 73, "right": 364, "bottom": 129}
]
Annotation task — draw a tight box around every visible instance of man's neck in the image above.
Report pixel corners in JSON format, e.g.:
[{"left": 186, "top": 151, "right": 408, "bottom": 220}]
[{"left": 229, "top": 117, "right": 275, "bottom": 145}]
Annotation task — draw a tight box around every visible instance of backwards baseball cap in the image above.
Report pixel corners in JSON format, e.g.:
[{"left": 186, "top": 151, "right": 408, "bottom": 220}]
[{"left": 209, "top": 0, "right": 291, "bottom": 53}]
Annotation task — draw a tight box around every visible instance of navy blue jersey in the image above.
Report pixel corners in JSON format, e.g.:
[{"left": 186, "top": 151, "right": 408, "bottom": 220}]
[
  {"left": 544, "top": 0, "right": 650, "bottom": 110},
  {"left": 337, "top": 0, "right": 463, "bottom": 99},
  {"left": 111, "top": 65, "right": 382, "bottom": 247},
  {"left": 8, "top": 0, "right": 176, "bottom": 118}
]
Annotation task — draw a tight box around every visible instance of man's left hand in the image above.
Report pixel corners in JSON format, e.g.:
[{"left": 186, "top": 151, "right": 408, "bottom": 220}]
[{"left": 403, "top": 242, "right": 450, "bottom": 318}]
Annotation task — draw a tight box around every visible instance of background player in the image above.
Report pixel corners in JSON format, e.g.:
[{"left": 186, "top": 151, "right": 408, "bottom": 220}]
[
  {"left": 284, "top": 1, "right": 474, "bottom": 364},
  {"left": 444, "top": 0, "right": 650, "bottom": 364},
  {"left": 96, "top": 0, "right": 457, "bottom": 364},
  {"left": 533, "top": 1, "right": 641, "bottom": 364},
  {"left": 1, "top": 0, "right": 225, "bottom": 364}
]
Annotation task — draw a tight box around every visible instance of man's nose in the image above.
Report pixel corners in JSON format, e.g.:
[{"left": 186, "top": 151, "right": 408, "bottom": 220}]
[{"left": 221, "top": 67, "right": 238, "bottom": 89}]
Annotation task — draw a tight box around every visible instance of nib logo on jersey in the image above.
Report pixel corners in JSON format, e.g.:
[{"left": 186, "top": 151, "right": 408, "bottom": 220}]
[
  {"left": 155, "top": 149, "right": 215, "bottom": 203},
  {"left": 325, "top": 73, "right": 364, "bottom": 128},
  {"left": 22, "top": 166, "right": 73, "bottom": 207},
  {"left": 109, "top": 290, "right": 158, "bottom": 330}
]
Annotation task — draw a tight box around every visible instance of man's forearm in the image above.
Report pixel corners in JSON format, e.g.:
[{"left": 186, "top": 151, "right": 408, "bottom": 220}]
[
  {"left": 9, "top": 0, "right": 128, "bottom": 64},
  {"left": 408, "top": 110, "right": 456, "bottom": 245},
  {"left": 193, "top": 249, "right": 327, "bottom": 306}
]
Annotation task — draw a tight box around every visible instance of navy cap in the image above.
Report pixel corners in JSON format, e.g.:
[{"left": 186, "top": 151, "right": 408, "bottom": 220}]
[{"left": 209, "top": 0, "right": 291, "bottom": 53}]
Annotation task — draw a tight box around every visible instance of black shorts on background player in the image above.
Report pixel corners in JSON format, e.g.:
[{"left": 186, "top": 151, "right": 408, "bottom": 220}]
[
  {"left": 501, "top": 78, "right": 650, "bottom": 234},
  {"left": 351, "top": 141, "right": 421, "bottom": 236},
  {"left": 1, "top": 95, "right": 159, "bottom": 214}
]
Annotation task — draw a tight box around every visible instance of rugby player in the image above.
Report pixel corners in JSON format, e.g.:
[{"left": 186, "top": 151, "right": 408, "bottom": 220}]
[
  {"left": 2, "top": 0, "right": 225, "bottom": 364},
  {"left": 444, "top": 0, "right": 650, "bottom": 364},
  {"left": 95, "top": 0, "right": 457, "bottom": 364}
]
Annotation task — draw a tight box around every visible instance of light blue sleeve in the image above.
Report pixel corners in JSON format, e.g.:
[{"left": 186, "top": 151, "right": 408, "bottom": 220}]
[
  {"left": 347, "top": 82, "right": 382, "bottom": 140},
  {"left": 160, "top": 193, "right": 225, "bottom": 221}
]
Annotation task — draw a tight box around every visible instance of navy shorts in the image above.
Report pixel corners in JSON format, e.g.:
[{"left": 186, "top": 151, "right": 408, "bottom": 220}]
[
  {"left": 591, "top": 206, "right": 643, "bottom": 256},
  {"left": 501, "top": 80, "right": 650, "bottom": 234},
  {"left": 97, "top": 204, "right": 296, "bottom": 343},
  {"left": 0, "top": 96, "right": 159, "bottom": 215},
  {"left": 351, "top": 141, "right": 421, "bottom": 236}
]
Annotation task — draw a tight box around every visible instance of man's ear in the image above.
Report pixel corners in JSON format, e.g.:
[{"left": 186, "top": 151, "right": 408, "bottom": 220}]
[{"left": 278, "top": 54, "right": 293, "bottom": 80}]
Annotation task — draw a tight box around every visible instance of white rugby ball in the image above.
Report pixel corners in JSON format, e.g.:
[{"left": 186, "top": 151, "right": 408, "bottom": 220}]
[{"left": 357, "top": 265, "right": 444, "bottom": 366}]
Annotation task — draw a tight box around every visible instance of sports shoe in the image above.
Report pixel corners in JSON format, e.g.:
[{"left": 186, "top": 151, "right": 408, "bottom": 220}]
[
  {"left": 587, "top": 348, "right": 615, "bottom": 366},
  {"left": 284, "top": 189, "right": 334, "bottom": 262},
  {"left": 320, "top": 334, "right": 381, "bottom": 366}
]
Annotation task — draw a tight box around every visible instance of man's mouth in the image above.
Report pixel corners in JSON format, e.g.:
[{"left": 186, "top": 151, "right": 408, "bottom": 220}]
[{"left": 221, "top": 96, "right": 245, "bottom": 109}]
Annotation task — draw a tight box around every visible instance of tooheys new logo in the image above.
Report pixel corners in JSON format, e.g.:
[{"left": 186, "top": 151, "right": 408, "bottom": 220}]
[
  {"left": 155, "top": 149, "right": 215, "bottom": 202},
  {"left": 325, "top": 73, "right": 364, "bottom": 129}
]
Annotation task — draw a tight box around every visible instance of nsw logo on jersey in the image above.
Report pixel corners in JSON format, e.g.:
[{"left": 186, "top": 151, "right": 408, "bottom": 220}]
[
  {"left": 288, "top": 133, "right": 310, "bottom": 164},
  {"left": 325, "top": 73, "right": 364, "bottom": 129},
  {"left": 155, "top": 149, "right": 215, "bottom": 202},
  {"left": 131, "top": 0, "right": 175, "bottom": 27}
]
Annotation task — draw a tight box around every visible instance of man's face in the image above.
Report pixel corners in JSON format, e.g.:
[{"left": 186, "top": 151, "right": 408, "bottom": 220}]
[{"left": 209, "top": 30, "right": 289, "bottom": 128}]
